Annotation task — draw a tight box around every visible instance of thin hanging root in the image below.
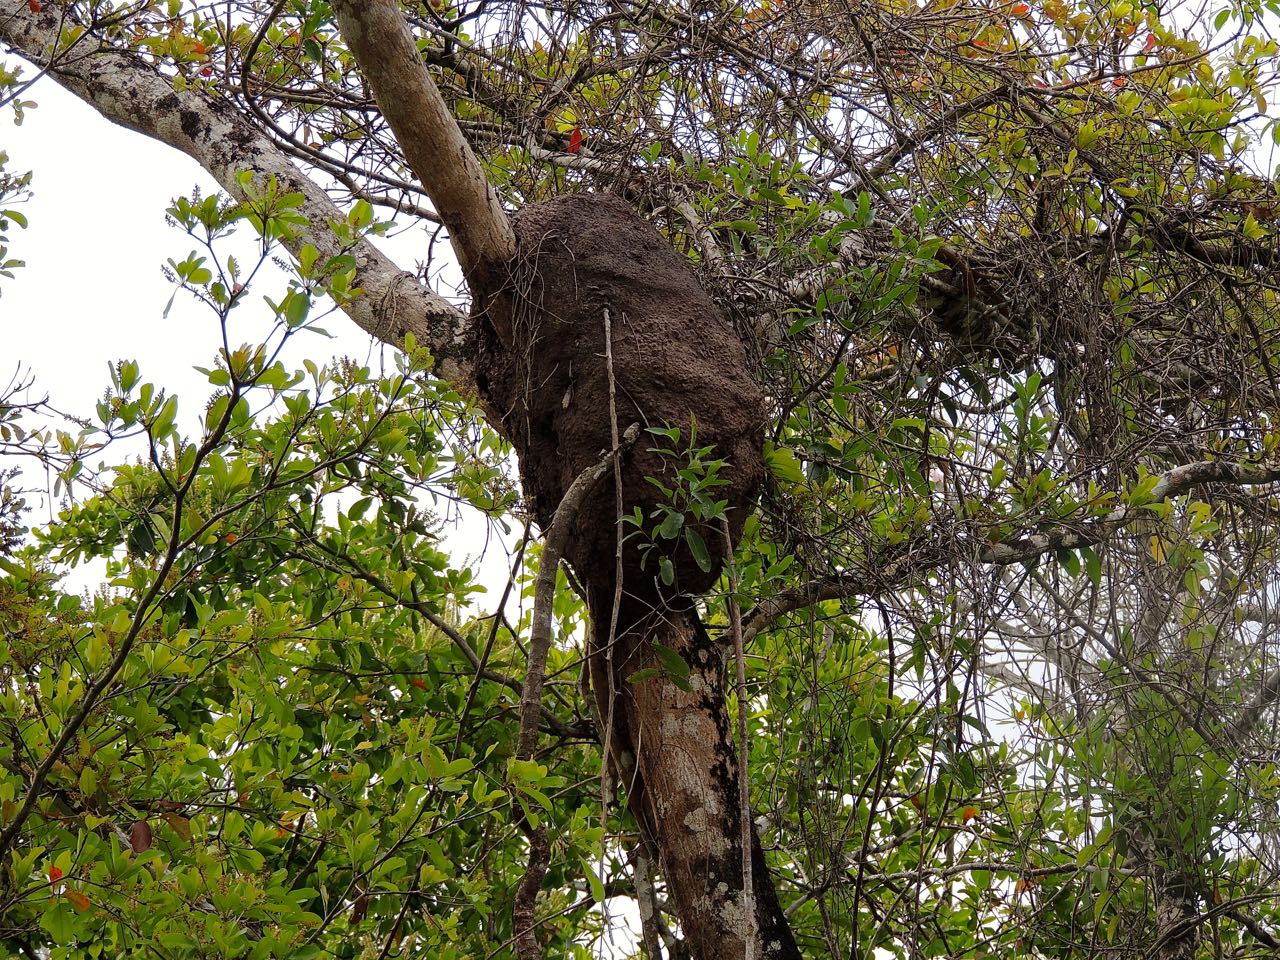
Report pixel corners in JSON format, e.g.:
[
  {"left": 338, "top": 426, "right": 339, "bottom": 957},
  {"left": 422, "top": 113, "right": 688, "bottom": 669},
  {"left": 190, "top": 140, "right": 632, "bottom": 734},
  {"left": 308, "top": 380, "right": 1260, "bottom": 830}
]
[
  {"left": 599, "top": 306, "right": 628, "bottom": 950},
  {"left": 722, "top": 516, "right": 756, "bottom": 959}
]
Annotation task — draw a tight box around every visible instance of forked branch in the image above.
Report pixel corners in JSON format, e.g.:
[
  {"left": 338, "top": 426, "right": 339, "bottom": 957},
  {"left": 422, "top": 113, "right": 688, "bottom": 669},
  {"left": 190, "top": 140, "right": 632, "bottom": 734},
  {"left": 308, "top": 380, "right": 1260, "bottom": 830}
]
[{"left": 0, "top": 3, "right": 472, "bottom": 382}]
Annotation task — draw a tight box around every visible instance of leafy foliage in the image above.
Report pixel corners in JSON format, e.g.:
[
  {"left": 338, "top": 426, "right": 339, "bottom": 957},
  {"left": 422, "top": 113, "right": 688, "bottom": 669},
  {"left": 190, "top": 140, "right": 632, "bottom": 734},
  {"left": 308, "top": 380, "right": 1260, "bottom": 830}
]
[{"left": 5, "top": 0, "right": 1280, "bottom": 957}]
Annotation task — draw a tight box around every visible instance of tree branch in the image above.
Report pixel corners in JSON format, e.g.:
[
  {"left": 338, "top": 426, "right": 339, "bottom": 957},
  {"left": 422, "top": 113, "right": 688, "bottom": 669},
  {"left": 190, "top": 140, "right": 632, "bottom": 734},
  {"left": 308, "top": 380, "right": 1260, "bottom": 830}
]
[
  {"left": 979, "top": 460, "right": 1280, "bottom": 564},
  {"left": 0, "top": 4, "right": 472, "bottom": 384},
  {"left": 509, "top": 422, "right": 638, "bottom": 960},
  {"left": 741, "top": 459, "right": 1280, "bottom": 642},
  {"left": 330, "top": 0, "right": 516, "bottom": 341},
  {"left": 516, "top": 422, "right": 640, "bottom": 762}
]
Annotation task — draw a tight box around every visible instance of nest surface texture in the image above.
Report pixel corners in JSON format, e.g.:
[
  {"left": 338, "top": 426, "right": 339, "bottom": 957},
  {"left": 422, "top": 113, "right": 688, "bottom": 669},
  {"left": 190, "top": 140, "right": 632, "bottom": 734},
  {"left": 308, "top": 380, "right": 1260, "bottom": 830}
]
[{"left": 475, "top": 192, "right": 766, "bottom": 598}]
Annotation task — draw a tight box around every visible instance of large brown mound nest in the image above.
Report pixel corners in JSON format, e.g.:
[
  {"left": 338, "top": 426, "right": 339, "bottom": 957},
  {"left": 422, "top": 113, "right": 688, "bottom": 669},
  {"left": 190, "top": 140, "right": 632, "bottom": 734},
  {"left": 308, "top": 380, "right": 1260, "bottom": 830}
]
[{"left": 474, "top": 193, "right": 766, "bottom": 601}]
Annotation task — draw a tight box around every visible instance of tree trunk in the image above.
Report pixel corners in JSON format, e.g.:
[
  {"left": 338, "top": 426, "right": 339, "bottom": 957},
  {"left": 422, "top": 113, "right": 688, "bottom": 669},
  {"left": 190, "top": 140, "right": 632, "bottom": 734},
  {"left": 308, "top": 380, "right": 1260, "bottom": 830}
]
[
  {"left": 1153, "top": 871, "right": 1201, "bottom": 960},
  {"left": 591, "top": 594, "right": 802, "bottom": 960}
]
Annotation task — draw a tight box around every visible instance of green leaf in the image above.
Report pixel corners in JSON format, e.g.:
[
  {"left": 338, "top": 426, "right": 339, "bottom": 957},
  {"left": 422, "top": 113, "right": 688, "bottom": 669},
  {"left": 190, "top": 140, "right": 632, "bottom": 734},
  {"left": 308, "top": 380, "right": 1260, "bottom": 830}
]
[
  {"left": 684, "top": 527, "right": 712, "bottom": 572},
  {"left": 658, "top": 510, "right": 683, "bottom": 539},
  {"left": 582, "top": 860, "right": 605, "bottom": 903},
  {"left": 763, "top": 443, "right": 806, "bottom": 484},
  {"left": 284, "top": 290, "right": 311, "bottom": 327},
  {"left": 652, "top": 642, "right": 692, "bottom": 692}
]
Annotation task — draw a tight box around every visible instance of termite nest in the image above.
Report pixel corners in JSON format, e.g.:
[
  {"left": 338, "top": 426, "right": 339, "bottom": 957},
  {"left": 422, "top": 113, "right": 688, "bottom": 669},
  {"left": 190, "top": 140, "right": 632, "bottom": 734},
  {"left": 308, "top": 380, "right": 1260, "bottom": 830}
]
[{"left": 474, "top": 193, "right": 766, "bottom": 602}]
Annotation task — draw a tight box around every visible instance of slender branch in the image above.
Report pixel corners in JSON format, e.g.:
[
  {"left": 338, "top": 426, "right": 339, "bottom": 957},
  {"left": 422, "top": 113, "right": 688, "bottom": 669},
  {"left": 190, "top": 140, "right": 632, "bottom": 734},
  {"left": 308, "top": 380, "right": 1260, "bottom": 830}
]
[
  {"left": 632, "top": 846, "right": 667, "bottom": 960},
  {"left": 980, "top": 461, "right": 1280, "bottom": 564},
  {"left": 515, "top": 421, "right": 640, "bottom": 761},
  {"left": 741, "top": 459, "right": 1280, "bottom": 643},
  {"left": 599, "top": 305, "right": 629, "bottom": 914},
  {"left": 721, "top": 517, "right": 755, "bottom": 960},
  {"left": 508, "top": 421, "right": 638, "bottom": 960}
]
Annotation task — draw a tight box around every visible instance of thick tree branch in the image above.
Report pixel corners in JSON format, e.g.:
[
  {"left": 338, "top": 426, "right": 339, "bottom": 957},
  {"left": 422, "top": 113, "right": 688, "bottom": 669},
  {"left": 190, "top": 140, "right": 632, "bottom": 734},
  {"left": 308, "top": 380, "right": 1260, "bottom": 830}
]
[
  {"left": 331, "top": 0, "right": 516, "bottom": 340},
  {"left": 0, "top": 4, "right": 472, "bottom": 384}
]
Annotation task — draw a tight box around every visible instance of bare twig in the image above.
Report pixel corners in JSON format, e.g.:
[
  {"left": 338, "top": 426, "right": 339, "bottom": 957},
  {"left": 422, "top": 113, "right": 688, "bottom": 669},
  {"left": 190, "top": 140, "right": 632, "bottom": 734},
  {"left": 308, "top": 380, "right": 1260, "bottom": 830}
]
[
  {"left": 515, "top": 420, "right": 640, "bottom": 761},
  {"left": 599, "top": 305, "right": 629, "bottom": 951},
  {"left": 632, "top": 846, "right": 667, "bottom": 960},
  {"left": 721, "top": 517, "right": 755, "bottom": 960}
]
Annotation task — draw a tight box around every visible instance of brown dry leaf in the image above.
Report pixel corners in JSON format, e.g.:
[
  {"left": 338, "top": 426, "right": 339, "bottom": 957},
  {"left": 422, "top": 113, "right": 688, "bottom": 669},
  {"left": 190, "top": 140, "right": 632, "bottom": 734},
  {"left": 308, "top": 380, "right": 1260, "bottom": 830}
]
[
  {"left": 162, "top": 812, "right": 192, "bottom": 842},
  {"left": 129, "top": 819, "right": 153, "bottom": 853}
]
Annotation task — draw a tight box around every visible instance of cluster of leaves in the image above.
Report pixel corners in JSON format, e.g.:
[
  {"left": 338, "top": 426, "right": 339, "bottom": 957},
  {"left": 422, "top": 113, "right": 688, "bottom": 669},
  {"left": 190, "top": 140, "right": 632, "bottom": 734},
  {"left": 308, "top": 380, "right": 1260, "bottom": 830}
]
[
  {"left": 624, "top": 419, "right": 732, "bottom": 587},
  {"left": 0, "top": 195, "right": 623, "bottom": 959},
  {"left": 0, "top": 150, "right": 30, "bottom": 293}
]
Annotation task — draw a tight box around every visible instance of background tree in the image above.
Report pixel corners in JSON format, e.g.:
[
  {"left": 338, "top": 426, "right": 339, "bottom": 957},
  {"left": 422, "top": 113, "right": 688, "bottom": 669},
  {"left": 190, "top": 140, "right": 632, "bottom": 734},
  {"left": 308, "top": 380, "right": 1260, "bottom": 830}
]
[{"left": 4, "top": 0, "right": 1280, "bottom": 958}]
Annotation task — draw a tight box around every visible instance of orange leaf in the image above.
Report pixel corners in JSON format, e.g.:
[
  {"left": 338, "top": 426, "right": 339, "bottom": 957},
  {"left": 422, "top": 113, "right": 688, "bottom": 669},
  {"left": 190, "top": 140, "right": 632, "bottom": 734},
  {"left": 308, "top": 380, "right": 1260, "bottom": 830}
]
[
  {"left": 47, "top": 864, "right": 63, "bottom": 884},
  {"left": 65, "top": 889, "right": 91, "bottom": 913},
  {"left": 1143, "top": 32, "right": 1157, "bottom": 51},
  {"left": 1011, "top": 3, "right": 1030, "bottom": 14},
  {"left": 410, "top": 677, "right": 427, "bottom": 690},
  {"left": 961, "top": 805, "right": 979, "bottom": 822}
]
